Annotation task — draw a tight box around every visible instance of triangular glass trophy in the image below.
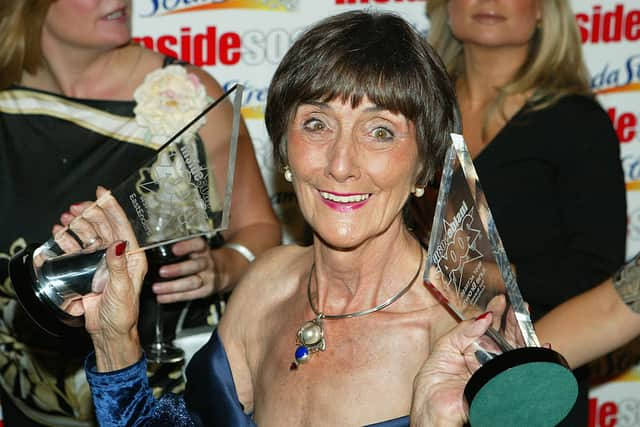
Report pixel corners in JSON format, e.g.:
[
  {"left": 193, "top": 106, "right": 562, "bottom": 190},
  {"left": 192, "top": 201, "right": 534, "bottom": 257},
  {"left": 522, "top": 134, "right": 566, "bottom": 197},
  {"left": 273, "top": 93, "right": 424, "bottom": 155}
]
[
  {"left": 424, "top": 133, "right": 578, "bottom": 427},
  {"left": 9, "top": 85, "right": 243, "bottom": 337}
]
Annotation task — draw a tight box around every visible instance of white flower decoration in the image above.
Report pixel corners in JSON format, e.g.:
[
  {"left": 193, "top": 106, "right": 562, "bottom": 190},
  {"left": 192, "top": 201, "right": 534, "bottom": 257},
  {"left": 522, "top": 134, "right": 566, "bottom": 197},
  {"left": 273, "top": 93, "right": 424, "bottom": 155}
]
[{"left": 133, "top": 65, "right": 209, "bottom": 138}]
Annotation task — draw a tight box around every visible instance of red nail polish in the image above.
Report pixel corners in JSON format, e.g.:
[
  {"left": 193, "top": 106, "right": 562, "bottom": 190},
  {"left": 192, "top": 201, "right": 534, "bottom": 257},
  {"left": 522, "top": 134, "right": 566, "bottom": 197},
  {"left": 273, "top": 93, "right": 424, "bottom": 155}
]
[
  {"left": 476, "top": 311, "right": 491, "bottom": 321},
  {"left": 115, "top": 241, "right": 126, "bottom": 256}
]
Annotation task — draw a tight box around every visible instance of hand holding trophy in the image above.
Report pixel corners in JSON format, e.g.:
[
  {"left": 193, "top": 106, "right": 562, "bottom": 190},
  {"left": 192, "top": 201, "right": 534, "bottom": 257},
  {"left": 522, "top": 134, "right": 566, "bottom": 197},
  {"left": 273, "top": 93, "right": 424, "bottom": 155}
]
[
  {"left": 424, "top": 134, "right": 578, "bottom": 427},
  {"left": 9, "top": 85, "right": 243, "bottom": 338}
]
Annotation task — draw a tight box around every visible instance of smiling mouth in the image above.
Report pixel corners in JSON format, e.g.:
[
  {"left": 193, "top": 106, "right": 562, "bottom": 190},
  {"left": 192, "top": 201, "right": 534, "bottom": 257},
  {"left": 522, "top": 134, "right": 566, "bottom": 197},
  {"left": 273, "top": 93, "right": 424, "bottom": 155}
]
[
  {"left": 105, "top": 9, "right": 126, "bottom": 20},
  {"left": 319, "top": 191, "right": 371, "bottom": 203}
]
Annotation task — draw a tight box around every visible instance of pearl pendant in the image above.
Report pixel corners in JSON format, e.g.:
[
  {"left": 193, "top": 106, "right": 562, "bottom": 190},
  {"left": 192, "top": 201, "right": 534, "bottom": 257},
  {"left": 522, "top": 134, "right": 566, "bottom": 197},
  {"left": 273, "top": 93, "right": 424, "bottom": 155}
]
[{"left": 291, "top": 317, "right": 326, "bottom": 369}]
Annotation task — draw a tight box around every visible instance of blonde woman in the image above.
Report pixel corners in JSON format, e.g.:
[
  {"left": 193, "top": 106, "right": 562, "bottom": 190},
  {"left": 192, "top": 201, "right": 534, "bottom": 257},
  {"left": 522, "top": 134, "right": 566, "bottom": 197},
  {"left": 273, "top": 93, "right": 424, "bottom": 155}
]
[{"left": 427, "top": 1, "right": 627, "bottom": 425}]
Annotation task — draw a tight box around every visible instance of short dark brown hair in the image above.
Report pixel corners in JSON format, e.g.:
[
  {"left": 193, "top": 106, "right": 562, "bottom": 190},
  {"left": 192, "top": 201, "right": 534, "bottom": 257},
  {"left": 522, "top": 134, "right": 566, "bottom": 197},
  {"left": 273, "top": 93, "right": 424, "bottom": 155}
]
[{"left": 265, "top": 10, "right": 459, "bottom": 186}]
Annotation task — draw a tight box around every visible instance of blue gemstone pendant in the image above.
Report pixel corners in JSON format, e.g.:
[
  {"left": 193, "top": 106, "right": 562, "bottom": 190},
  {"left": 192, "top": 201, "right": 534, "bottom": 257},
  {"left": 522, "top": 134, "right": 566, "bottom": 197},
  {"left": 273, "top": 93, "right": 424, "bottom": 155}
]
[
  {"left": 295, "top": 345, "right": 310, "bottom": 363},
  {"left": 291, "top": 316, "right": 326, "bottom": 369}
]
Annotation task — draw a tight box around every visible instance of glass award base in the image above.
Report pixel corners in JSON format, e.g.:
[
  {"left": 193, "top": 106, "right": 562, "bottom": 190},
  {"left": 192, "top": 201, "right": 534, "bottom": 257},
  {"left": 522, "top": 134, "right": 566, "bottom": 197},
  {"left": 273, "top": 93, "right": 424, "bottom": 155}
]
[
  {"left": 9, "top": 243, "right": 85, "bottom": 336},
  {"left": 146, "top": 342, "right": 185, "bottom": 364},
  {"left": 465, "top": 347, "right": 578, "bottom": 427}
]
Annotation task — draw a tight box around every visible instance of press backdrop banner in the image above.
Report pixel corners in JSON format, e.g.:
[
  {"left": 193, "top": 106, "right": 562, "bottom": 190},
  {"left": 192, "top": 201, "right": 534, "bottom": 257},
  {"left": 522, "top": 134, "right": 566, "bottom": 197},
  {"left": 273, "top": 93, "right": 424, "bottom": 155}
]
[{"left": 130, "top": 1, "right": 640, "bottom": 426}]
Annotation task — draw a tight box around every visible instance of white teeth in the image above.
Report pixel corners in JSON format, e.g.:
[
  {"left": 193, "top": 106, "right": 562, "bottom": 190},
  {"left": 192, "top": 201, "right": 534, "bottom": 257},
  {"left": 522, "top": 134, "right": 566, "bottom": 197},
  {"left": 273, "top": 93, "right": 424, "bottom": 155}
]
[
  {"left": 106, "top": 10, "right": 124, "bottom": 20},
  {"left": 319, "top": 192, "right": 370, "bottom": 203}
]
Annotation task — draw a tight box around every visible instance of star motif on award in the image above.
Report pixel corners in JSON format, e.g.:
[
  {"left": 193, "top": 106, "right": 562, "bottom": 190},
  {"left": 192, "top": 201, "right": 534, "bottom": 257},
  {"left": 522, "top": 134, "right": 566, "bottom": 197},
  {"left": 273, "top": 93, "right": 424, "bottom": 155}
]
[{"left": 438, "top": 206, "right": 483, "bottom": 296}]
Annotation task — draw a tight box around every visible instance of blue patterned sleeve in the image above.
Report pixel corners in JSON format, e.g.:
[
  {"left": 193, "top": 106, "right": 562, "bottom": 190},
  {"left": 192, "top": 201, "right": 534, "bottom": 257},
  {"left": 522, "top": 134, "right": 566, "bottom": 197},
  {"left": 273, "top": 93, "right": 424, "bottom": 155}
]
[{"left": 85, "top": 353, "right": 196, "bottom": 427}]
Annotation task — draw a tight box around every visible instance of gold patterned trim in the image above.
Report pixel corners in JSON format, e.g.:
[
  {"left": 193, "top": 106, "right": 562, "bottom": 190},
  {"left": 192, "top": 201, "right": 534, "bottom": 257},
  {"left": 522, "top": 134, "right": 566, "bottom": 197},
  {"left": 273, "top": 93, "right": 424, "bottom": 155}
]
[{"left": 0, "top": 89, "right": 164, "bottom": 149}]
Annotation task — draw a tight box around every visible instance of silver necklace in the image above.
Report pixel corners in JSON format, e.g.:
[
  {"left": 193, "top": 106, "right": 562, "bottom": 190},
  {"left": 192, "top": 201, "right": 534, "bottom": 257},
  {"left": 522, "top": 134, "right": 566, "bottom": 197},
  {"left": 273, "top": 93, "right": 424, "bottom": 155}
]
[{"left": 291, "top": 249, "right": 424, "bottom": 370}]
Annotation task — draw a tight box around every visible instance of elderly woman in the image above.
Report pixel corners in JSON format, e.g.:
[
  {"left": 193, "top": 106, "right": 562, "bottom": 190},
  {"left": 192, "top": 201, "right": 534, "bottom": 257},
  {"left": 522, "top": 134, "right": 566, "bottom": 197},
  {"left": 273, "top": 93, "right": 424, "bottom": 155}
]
[{"left": 78, "top": 10, "right": 492, "bottom": 426}]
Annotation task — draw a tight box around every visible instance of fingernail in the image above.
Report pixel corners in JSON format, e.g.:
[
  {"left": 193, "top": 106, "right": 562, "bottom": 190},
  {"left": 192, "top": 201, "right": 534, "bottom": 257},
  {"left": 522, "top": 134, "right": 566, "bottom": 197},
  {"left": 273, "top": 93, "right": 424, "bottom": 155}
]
[
  {"left": 475, "top": 311, "right": 491, "bottom": 321},
  {"left": 115, "top": 241, "right": 127, "bottom": 256}
]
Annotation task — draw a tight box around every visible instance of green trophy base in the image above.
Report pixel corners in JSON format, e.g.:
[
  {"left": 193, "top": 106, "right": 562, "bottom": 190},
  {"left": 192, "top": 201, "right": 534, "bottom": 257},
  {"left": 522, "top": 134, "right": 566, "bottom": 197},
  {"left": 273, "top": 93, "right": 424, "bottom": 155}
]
[{"left": 465, "top": 347, "right": 578, "bottom": 427}]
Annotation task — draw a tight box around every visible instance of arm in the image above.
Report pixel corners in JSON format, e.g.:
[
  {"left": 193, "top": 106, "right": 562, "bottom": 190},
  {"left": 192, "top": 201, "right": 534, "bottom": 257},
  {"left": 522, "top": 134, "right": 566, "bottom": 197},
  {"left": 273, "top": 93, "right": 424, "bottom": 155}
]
[
  {"left": 85, "top": 351, "right": 195, "bottom": 427},
  {"left": 552, "top": 98, "right": 626, "bottom": 301},
  {"left": 152, "top": 67, "right": 280, "bottom": 303},
  {"left": 67, "top": 188, "right": 195, "bottom": 425},
  {"left": 536, "top": 257, "right": 640, "bottom": 369}
]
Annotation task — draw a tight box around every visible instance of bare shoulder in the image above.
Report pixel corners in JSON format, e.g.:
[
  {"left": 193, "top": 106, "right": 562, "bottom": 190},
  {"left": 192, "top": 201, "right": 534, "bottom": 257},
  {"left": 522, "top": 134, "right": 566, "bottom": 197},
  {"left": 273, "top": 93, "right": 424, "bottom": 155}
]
[
  {"left": 218, "top": 244, "right": 310, "bottom": 342},
  {"left": 131, "top": 46, "right": 164, "bottom": 82},
  {"left": 231, "top": 244, "right": 310, "bottom": 305}
]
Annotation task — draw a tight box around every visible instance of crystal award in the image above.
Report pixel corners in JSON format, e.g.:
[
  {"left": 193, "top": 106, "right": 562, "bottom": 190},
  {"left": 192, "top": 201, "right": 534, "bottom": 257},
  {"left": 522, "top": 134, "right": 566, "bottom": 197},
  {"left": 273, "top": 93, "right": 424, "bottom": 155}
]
[
  {"left": 423, "top": 133, "right": 578, "bottom": 427},
  {"left": 9, "top": 85, "right": 243, "bottom": 337}
]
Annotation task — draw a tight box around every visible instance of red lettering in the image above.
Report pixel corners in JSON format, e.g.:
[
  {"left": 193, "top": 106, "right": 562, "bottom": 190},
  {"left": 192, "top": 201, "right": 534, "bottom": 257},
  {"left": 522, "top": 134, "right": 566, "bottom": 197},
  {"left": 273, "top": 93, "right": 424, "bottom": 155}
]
[
  {"left": 157, "top": 35, "right": 178, "bottom": 59},
  {"left": 592, "top": 5, "right": 602, "bottom": 42},
  {"left": 134, "top": 27, "right": 242, "bottom": 67},
  {"left": 600, "top": 402, "right": 618, "bottom": 427},
  {"left": 576, "top": 4, "right": 640, "bottom": 43},
  {"left": 627, "top": 11, "right": 640, "bottom": 40},
  {"left": 180, "top": 27, "right": 191, "bottom": 64},
  {"left": 609, "top": 108, "right": 638, "bottom": 143},
  {"left": 219, "top": 33, "right": 241, "bottom": 65},
  {"left": 603, "top": 5, "right": 623, "bottom": 42},
  {"left": 193, "top": 27, "right": 216, "bottom": 66},
  {"left": 589, "top": 398, "right": 619, "bottom": 427},
  {"left": 576, "top": 13, "right": 590, "bottom": 43}
]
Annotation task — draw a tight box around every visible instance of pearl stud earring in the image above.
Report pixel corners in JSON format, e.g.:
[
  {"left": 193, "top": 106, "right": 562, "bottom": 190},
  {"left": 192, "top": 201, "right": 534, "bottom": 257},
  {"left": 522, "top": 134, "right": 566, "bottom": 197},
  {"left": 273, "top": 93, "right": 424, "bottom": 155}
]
[{"left": 284, "top": 166, "right": 293, "bottom": 183}]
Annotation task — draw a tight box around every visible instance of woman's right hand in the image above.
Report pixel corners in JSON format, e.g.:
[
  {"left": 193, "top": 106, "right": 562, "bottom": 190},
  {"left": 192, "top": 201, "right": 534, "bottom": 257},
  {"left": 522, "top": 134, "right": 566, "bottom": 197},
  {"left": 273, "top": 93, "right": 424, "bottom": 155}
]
[
  {"left": 56, "top": 186, "right": 148, "bottom": 371},
  {"left": 84, "top": 240, "right": 146, "bottom": 371}
]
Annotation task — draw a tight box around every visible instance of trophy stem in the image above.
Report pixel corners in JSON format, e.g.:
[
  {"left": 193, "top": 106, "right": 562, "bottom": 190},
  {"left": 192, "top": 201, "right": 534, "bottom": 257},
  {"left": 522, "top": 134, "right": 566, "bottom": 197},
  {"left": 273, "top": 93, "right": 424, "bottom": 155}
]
[{"left": 143, "top": 243, "right": 187, "bottom": 364}]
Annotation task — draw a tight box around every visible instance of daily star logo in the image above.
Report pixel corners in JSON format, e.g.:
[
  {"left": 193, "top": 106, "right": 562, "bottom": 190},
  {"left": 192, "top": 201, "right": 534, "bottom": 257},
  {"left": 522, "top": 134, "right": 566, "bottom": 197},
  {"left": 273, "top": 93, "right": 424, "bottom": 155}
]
[
  {"left": 432, "top": 201, "right": 483, "bottom": 305},
  {"left": 139, "top": 0, "right": 298, "bottom": 17}
]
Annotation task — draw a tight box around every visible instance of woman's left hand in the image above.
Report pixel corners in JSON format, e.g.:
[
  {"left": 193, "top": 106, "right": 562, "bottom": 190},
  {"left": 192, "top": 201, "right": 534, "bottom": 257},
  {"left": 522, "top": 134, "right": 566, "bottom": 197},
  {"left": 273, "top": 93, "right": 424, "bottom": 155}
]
[
  {"left": 410, "top": 313, "right": 493, "bottom": 427},
  {"left": 56, "top": 208, "right": 219, "bottom": 304},
  {"left": 151, "top": 237, "right": 218, "bottom": 303}
]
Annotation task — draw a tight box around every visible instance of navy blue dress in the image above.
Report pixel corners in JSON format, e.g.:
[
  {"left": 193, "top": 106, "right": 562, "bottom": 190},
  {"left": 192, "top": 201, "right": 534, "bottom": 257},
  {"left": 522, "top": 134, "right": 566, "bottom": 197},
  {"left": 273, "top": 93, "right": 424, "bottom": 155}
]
[{"left": 86, "top": 330, "right": 410, "bottom": 426}]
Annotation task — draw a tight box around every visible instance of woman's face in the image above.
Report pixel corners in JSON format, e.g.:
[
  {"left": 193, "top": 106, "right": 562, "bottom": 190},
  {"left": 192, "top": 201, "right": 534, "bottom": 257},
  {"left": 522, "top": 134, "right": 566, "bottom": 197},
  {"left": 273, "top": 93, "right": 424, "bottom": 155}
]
[
  {"left": 44, "top": 0, "right": 131, "bottom": 50},
  {"left": 447, "top": 0, "right": 541, "bottom": 49},
  {"left": 286, "top": 97, "right": 421, "bottom": 249}
]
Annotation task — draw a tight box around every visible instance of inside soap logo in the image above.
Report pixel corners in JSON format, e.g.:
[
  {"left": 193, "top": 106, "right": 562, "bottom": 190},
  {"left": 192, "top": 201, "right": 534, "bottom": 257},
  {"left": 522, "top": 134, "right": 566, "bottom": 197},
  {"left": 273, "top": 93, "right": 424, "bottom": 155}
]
[{"left": 139, "top": 0, "right": 298, "bottom": 17}]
